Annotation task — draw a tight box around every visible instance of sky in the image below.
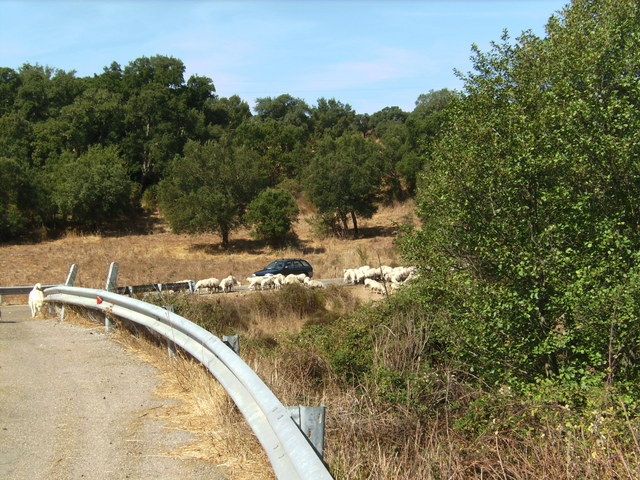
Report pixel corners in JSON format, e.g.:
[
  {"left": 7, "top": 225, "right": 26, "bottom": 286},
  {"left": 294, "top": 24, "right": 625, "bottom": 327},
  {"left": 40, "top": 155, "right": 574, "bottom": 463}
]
[{"left": 1, "top": 0, "right": 569, "bottom": 115}]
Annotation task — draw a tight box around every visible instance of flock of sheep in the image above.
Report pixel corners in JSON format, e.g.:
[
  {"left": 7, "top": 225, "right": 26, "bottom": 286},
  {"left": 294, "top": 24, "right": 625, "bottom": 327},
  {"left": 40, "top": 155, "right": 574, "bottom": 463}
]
[
  {"left": 342, "top": 265, "right": 417, "bottom": 295},
  {"left": 192, "top": 264, "right": 417, "bottom": 296},
  {"left": 194, "top": 272, "right": 326, "bottom": 293},
  {"left": 25, "top": 264, "right": 418, "bottom": 317}
]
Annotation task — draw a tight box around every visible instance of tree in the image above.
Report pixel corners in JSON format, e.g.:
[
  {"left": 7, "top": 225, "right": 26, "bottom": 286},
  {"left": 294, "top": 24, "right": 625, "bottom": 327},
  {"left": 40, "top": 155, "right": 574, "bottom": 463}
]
[
  {"left": 245, "top": 188, "right": 299, "bottom": 246},
  {"left": 157, "top": 138, "right": 268, "bottom": 248},
  {"left": 310, "top": 98, "right": 359, "bottom": 139},
  {"left": 235, "top": 118, "right": 311, "bottom": 183},
  {"left": 401, "top": 0, "right": 640, "bottom": 397},
  {"left": 205, "top": 95, "right": 252, "bottom": 130},
  {"left": 0, "top": 158, "right": 31, "bottom": 239},
  {"left": 253, "top": 94, "right": 311, "bottom": 128},
  {"left": 49, "top": 145, "right": 134, "bottom": 229},
  {"left": 0, "top": 67, "right": 21, "bottom": 116},
  {"left": 123, "top": 55, "right": 185, "bottom": 89},
  {"left": 304, "top": 133, "right": 383, "bottom": 236}
]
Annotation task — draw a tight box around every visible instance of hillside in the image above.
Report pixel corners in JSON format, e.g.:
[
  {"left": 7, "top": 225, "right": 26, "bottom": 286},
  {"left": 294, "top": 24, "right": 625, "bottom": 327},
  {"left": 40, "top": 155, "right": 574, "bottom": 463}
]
[{"left": 0, "top": 201, "right": 417, "bottom": 290}]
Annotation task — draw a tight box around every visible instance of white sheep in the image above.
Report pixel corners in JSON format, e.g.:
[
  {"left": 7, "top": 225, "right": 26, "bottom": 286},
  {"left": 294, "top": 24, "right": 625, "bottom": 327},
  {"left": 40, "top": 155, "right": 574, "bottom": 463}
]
[
  {"left": 365, "top": 279, "right": 386, "bottom": 295},
  {"left": 220, "top": 275, "right": 241, "bottom": 293},
  {"left": 343, "top": 268, "right": 357, "bottom": 285},
  {"left": 283, "top": 274, "right": 304, "bottom": 285},
  {"left": 247, "top": 276, "right": 262, "bottom": 291},
  {"left": 261, "top": 276, "right": 277, "bottom": 290},
  {"left": 195, "top": 277, "right": 221, "bottom": 293},
  {"left": 28, "top": 283, "right": 45, "bottom": 317},
  {"left": 304, "top": 277, "right": 326, "bottom": 289}
]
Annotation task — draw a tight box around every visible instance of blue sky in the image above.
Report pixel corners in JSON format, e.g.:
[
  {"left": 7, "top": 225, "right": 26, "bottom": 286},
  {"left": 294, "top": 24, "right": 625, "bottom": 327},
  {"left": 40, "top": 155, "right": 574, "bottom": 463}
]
[{"left": 1, "top": 0, "right": 568, "bottom": 114}]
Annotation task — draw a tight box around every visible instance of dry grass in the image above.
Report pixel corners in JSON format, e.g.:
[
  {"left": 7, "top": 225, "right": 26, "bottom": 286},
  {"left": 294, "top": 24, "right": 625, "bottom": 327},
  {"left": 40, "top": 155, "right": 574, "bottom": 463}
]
[{"left": 0, "top": 200, "right": 417, "bottom": 290}]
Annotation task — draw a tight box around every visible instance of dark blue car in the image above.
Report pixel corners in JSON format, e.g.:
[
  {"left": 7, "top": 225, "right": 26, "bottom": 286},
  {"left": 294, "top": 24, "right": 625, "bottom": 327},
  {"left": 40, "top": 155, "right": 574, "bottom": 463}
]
[{"left": 252, "top": 258, "right": 313, "bottom": 278}]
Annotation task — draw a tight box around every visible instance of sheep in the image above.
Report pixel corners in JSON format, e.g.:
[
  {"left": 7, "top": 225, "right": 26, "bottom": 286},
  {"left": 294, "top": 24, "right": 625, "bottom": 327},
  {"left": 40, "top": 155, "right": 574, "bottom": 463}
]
[
  {"left": 343, "top": 268, "right": 357, "bottom": 285},
  {"left": 195, "top": 277, "right": 221, "bottom": 293},
  {"left": 386, "top": 267, "right": 412, "bottom": 284},
  {"left": 304, "top": 277, "right": 326, "bottom": 289},
  {"left": 283, "top": 274, "right": 304, "bottom": 285},
  {"left": 363, "top": 267, "right": 384, "bottom": 281},
  {"left": 28, "top": 283, "right": 45, "bottom": 318},
  {"left": 364, "top": 279, "right": 386, "bottom": 295},
  {"left": 260, "top": 276, "right": 277, "bottom": 290},
  {"left": 247, "top": 276, "right": 263, "bottom": 291},
  {"left": 220, "top": 275, "right": 241, "bottom": 293}
]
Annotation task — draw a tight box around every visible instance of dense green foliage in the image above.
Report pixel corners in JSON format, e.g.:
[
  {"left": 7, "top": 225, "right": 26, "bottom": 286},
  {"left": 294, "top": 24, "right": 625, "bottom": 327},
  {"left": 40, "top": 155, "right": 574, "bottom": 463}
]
[
  {"left": 0, "top": 52, "right": 451, "bottom": 241},
  {"left": 394, "top": 0, "right": 640, "bottom": 402},
  {"left": 157, "top": 138, "right": 268, "bottom": 247},
  {"left": 304, "top": 133, "right": 384, "bottom": 236},
  {"left": 245, "top": 188, "right": 299, "bottom": 246}
]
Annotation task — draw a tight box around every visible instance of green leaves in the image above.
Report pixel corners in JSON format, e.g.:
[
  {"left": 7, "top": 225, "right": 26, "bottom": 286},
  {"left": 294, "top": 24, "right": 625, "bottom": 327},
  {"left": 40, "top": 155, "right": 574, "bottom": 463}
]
[
  {"left": 49, "top": 145, "right": 134, "bottom": 229},
  {"left": 245, "top": 188, "right": 299, "bottom": 246},
  {"left": 157, "top": 138, "right": 268, "bottom": 247},
  {"left": 304, "top": 133, "right": 383, "bottom": 236},
  {"left": 402, "top": 0, "right": 640, "bottom": 399}
]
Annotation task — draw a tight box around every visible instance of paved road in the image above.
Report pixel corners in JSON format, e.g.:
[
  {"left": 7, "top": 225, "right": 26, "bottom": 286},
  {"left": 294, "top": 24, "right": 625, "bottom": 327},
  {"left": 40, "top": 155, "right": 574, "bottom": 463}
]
[{"left": 0, "top": 305, "right": 226, "bottom": 480}]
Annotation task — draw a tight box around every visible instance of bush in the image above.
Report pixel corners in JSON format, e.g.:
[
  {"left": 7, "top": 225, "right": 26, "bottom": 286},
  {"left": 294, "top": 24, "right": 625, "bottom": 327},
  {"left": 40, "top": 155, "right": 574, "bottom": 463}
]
[{"left": 400, "top": 0, "right": 640, "bottom": 400}]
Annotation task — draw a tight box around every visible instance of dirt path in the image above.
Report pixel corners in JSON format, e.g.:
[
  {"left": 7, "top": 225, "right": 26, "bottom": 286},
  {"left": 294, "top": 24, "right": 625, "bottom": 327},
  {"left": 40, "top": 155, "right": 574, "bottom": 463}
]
[{"left": 0, "top": 305, "right": 227, "bottom": 480}]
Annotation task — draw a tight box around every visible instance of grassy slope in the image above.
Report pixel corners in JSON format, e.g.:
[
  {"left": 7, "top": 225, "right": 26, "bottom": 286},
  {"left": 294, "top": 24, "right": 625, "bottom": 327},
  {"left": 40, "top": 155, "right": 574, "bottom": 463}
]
[{"left": 0, "top": 201, "right": 417, "bottom": 290}]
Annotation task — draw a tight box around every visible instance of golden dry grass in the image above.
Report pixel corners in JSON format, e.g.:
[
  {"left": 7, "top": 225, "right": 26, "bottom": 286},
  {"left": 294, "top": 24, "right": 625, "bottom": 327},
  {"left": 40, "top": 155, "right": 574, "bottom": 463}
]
[{"left": 0, "top": 201, "right": 417, "bottom": 290}]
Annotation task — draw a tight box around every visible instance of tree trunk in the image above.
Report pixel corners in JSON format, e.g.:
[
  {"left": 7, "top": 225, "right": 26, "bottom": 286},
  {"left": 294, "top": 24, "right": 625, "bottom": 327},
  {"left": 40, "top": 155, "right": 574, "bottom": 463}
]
[
  {"left": 220, "top": 226, "right": 230, "bottom": 249},
  {"left": 350, "top": 211, "right": 359, "bottom": 237},
  {"left": 340, "top": 212, "right": 349, "bottom": 234}
]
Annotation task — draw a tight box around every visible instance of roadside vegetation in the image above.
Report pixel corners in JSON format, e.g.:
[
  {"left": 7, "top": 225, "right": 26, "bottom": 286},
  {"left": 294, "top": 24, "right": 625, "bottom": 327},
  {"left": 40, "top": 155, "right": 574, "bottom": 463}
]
[{"left": 4, "top": 0, "right": 640, "bottom": 478}]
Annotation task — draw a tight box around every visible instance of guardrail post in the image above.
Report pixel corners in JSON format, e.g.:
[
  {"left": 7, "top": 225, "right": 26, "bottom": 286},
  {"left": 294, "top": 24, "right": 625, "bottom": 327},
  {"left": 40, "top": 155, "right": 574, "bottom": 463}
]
[
  {"left": 162, "top": 305, "right": 177, "bottom": 358},
  {"left": 104, "top": 262, "right": 119, "bottom": 332},
  {"left": 59, "top": 264, "right": 78, "bottom": 321},
  {"left": 223, "top": 334, "right": 240, "bottom": 354},
  {"left": 288, "top": 405, "right": 326, "bottom": 459}
]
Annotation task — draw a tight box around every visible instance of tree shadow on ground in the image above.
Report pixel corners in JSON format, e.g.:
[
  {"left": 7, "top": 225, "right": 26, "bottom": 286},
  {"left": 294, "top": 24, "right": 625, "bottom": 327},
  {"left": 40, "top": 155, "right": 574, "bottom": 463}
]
[
  {"left": 189, "top": 238, "right": 268, "bottom": 255},
  {"left": 355, "top": 225, "right": 398, "bottom": 239}
]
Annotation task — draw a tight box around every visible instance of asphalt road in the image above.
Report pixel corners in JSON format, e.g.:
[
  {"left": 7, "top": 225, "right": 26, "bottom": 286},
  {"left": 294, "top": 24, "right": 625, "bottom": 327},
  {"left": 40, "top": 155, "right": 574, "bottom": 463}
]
[{"left": 0, "top": 305, "right": 226, "bottom": 480}]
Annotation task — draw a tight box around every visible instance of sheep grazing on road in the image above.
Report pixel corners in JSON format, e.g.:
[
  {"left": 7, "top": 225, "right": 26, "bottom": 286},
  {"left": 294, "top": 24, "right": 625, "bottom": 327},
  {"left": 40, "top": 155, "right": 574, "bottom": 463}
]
[
  {"left": 343, "top": 268, "right": 357, "bottom": 285},
  {"left": 260, "top": 276, "right": 278, "bottom": 290},
  {"left": 28, "top": 283, "right": 45, "bottom": 317},
  {"left": 247, "top": 276, "right": 262, "bottom": 291},
  {"left": 283, "top": 274, "right": 307, "bottom": 285},
  {"left": 195, "top": 277, "right": 221, "bottom": 293},
  {"left": 220, "top": 275, "right": 241, "bottom": 293}
]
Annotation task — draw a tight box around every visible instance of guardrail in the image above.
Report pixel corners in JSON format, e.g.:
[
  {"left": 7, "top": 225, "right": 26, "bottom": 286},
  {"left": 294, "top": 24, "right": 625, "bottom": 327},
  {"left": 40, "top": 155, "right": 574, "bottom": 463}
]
[
  {"left": 43, "top": 285, "right": 333, "bottom": 480},
  {"left": 0, "top": 285, "right": 58, "bottom": 295}
]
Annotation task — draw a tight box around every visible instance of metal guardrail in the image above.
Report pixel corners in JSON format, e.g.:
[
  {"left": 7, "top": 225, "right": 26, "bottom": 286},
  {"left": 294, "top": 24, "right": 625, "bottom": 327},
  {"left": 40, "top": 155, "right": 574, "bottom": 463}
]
[
  {"left": 0, "top": 285, "right": 58, "bottom": 295},
  {"left": 43, "top": 285, "right": 333, "bottom": 480}
]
